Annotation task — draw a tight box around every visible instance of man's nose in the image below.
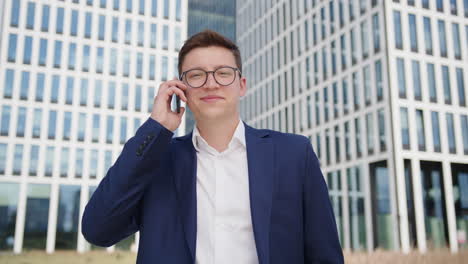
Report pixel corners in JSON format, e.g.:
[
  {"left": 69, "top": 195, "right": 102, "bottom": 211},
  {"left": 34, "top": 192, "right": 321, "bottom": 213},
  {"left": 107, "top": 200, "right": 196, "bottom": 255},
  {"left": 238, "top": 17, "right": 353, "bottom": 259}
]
[{"left": 204, "top": 72, "right": 220, "bottom": 88}]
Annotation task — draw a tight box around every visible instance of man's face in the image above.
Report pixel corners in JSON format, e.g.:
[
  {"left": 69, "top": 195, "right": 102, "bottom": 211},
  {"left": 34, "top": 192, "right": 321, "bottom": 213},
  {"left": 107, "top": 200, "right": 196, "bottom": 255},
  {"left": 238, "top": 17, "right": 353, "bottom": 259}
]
[{"left": 180, "top": 46, "right": 246, "bottom": 123}]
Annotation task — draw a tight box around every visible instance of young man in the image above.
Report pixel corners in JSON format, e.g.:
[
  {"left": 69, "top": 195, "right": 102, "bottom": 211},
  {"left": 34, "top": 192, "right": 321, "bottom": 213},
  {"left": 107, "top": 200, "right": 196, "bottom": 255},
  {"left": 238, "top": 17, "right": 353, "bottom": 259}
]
[{"left": 82, "top": 30, "right": 344, "bottom": 264}]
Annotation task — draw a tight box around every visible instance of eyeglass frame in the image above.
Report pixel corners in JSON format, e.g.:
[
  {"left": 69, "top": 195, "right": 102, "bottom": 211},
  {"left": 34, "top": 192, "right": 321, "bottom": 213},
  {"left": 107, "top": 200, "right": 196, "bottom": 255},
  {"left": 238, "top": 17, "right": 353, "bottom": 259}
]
[{"left": 179, "top": 66, "right": 242, "bottom": 88}]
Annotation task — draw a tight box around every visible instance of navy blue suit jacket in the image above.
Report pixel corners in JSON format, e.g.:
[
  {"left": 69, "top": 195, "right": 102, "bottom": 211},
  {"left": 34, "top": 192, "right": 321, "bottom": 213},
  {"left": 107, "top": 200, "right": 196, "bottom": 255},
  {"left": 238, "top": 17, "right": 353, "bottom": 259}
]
[{"left": 82, "top": 118, "right": 343, "bottom": 263}]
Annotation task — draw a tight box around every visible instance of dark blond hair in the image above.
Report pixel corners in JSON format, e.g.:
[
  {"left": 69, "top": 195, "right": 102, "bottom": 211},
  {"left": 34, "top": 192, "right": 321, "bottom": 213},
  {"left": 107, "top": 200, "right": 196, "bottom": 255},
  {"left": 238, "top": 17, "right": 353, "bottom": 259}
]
[{"left": 178, "top": 30, "right": 242, "bottom": 76}]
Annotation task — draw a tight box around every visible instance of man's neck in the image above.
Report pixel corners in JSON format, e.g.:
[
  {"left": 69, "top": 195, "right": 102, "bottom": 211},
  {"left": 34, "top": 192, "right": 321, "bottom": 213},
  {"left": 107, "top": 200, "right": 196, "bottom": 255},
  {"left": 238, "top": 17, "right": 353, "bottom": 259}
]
[{"left": 195, "top": 115, "right": 241, "bottom": 153}]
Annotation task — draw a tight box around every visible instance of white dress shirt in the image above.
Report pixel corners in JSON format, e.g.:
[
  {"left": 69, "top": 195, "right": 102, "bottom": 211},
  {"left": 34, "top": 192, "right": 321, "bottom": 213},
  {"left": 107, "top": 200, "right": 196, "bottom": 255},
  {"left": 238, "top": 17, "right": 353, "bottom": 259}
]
[{"left": 192, "top": 120, "right": 259, "bottom": 264}]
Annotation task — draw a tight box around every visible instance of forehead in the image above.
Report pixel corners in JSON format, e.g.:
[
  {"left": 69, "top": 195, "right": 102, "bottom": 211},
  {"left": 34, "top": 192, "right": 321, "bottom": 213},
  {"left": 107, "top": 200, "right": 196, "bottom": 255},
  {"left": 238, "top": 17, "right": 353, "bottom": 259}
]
[{"left": 181, "top": 46, "right": 236, "bottom": 71}]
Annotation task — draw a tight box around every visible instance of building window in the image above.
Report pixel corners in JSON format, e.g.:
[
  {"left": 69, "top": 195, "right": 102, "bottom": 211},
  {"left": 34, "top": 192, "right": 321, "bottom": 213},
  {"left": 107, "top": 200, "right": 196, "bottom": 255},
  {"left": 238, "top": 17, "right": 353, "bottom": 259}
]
[
  {"left": 126, "top": 0, "right": 132, "bottom": 13},
  {"left": 437, "top": 0, "right": 444, "bottom": 12},
  {"left": 378, "top": 109, "right": 386, "bottom": 152},
  {"left": 423, "top": 17, "right": 433, "bottom": 55},
  {"left": 461, "top": 115, "right": 468, "bottom": 155},
  {"left": 13, "top": 144, "right": 23, "bottom": 175},
  {"left": 47, "top": 110, "right": 57, "bottom": 139},
  {"left": 35, "top": 74, "right": 45, "bottom": 103},
  {"left": 96, "top": 47, "right": 104, "bottom": 73},
  {"left": 148, "top": 87, "right": 155, "bottom": 113},
  {"left": 442, "top": 66, "right": 452, "bottom": 104},
  {"left": 342, "top": 78, "right": 349, "bottom": 115},
  {"left": 438, "top": 20, "right": 447, "bottom": 57},
  {"left": 98, "top": 15, "right": 106, "bottom": 41},
  {"left": 397, "top": 58, "right": 406, "bottom": 98},
  {"left": 56, "top": 7, "right": 64, "bottom": 34},
  {"left": 44, "top": 146, "right": 54, "bottom": 177},
  {"left": 71, "top": 10, "right": 78, "bottom": 36},
  {"left": 20, "top": 71, "right": 30, "bottom": 100},
  {"left": 63, "top": 112, "right": 71, "bottom": 140},
  {"left": 108, "top": 82, "right": 116, "bottom": 109},
  {"left": 375, "top": 60, "right": 383, "bottom": 101},
  {"left": 361, "top": 21, "right": 369, "bottom": 59},
  {"left": 162, "top": 56, "right": 168, "bottom": 81},
  {"left": 68, "top": 43, "right": 76, "bottom": 70},
  {"left": 136, "top": 53, "right": 143, "bottom": 79},
  {"left": 164, "top": 0, "right": 170, "bottom": 18},
  {"left": 22, "top": 36, "right": 33, "bottom": 65},
  {"left": 362, "top": 65, "right": 372, "bottom": 106},
  {"left": 90, "top": 150, "right": 99, "bottom": 179},
  {"left": 112, "top": 17, "right": 119, "bottom": 43},
  {"left": 39, "top": 39, "right": 47, "bottom": 66},
  {"left": 446, "top": 113, "right": 456, "bottom": 153},
  {"left": 176, "top": 0, "right": 182, "bottom": 21},
  {"left": 151, "top": 0, "right": 158, "bottom": 17},
  {"left": 106, "top": 116, "right": 114, "bottom": 144},
  {"left": 340, "top": 35, "right": 347, "bottom": 70},
  {"left": 53, "top": 41, "right": 63, "bottom": 68},
  {"left": 139, "top": 0, "right": 145, "bottom": 15},
  {"left": 50, "top": 75, "right": 59, "bottom": 103},
  {"left": 163, "top": 25, "right": 169, "bottom": 50},
  {"left": 32, "top": 109, "right": 42, "bottom": 138},
  {"left": 431, "top": 112, "right": 441, "bottom": 152},
  {"left": 41, "top": 5, "right": 50, "bottom": 32},
  {"left": 4, "top": 69, "right": 15, "bottom": 99},
  {"left": 121, "top": 84, "right": 129, "bottom": 110},
  {"left": 59, "top": 148, "right": 69, "bottom": 177},
  {"left": 10, "top": 0, "right": 20, "bottom": 27},
  {"left": 120, "top": 117, "right": 127, "bottom": 144},
  {"left": 452, "top": 23, "right": 461, "bottom": 60},
  {"left": 456, "top": 68, "right": 466, "bottom": 107},
  {"left": 94, "top": 80, "right": 102, "bottom": 107},
  {"left": 427, "top": 63, "right": 437, "bottom": 103},
  {"left": 1, "top": 106, "right": 11, "bottom": 136},
  {"left": 412, "top": 61, "right": 422, "bottom": 101},
  {"left": 150, "top": 24, "right": 157, "bottom": 48},
  {"left": 400, "top": 107, "right": 410, "bottom": 150},
  {"left": 75, "top": 149, "right": 84, "bottom": 178},
  {"left": 26, "top": 2, "right": 35, "bottom": 29},
  {"left": 138, "top": 21, "right": 144, "bottom": 47},
  {"left": 355, "top": 118, "right": 362, "bottom": 157},
  {"left": 66, "top": 77, "right": 74, "bottom": 105},
  {"left": 393, "top": 11, "right": 403, "bottom": 49},
  {"left": 366, "top": 113, "right": 374, "bottom": 155},
  {"left": 416, "top": 110, "right": 426, "bottom": 151},
  {"left": 29, "top": 145, "right": 39, "bottom": 176},
  {"left": 16, "top": 107, "right": 26, "bottom": 137},
  {"left": 110, "top": 48, "right": 117, "bottom": 75},
  {"left": 82, "top": 45, "right": 90, "bottom": 72},
  {"left": 92, "top": 114, "right": 100, "bottom": 143},
  {"left": 372, "top": 14, "right": 380, "bottom": 53},
  {"left": 123, "top": 50, "right": 130, "bottom": 77},
  {"left": 135, "top": 85, "right": 142, "bottom": 111},
  {"left": 408, "top": 14, "right": 418, "bottom": 52},
  {"left": 7, "top": 34, "right": 17, "bottom": 62}
]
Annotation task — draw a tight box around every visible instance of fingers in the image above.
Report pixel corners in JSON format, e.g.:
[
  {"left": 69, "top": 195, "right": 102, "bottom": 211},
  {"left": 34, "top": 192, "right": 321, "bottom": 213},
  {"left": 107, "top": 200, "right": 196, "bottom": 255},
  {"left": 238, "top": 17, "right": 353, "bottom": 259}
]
[
  {"left": 166, "top": 87, "right": 187, "bottom": 102},
  {"left": 159, "top": 79, "right": 188, "bottom": 92}
]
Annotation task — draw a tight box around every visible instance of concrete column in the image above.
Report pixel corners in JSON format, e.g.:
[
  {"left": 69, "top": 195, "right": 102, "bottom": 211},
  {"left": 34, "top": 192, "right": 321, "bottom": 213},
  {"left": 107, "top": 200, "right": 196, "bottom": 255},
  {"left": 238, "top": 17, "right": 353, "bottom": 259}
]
[
  {"left": 77, "top": 185, "right": 90, "bottom": 253},
  {"left": 442, "top": 161, "right": 459, "bottom": 253},
  {"left": 411, "top": 158, "right": 427, "bottom": 253},
  {"left": 394, "top": 157, "right": 410, "bottom": 253},
  {"left": 46, "top": 183, "right": 59, "bottom": 253},
  {"left": 363, "top": 164, "right": 374, "bottom": 252},
  {"left": 13, "top": 182, "right": 27, "bottom": 254},
  {"left": 342, "top": 167, "right": 350, "bottom": 251}
]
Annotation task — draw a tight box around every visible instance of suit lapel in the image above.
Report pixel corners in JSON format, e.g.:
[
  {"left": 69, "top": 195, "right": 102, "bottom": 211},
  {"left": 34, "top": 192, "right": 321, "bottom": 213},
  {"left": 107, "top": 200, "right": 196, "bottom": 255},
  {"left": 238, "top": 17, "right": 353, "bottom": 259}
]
[
  {"left": 245, "top": 123, "right": 274, "bottom": 264},
  {"left": 172, "top": 134, "right": 197, "bottom": 262}
]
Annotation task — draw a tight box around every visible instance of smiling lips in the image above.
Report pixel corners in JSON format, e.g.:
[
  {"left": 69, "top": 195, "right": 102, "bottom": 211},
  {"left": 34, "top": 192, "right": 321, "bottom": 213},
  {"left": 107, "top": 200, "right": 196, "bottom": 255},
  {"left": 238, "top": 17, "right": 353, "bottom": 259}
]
[{"left": 200, "top": 95, "right": 224, "bottom": 102}]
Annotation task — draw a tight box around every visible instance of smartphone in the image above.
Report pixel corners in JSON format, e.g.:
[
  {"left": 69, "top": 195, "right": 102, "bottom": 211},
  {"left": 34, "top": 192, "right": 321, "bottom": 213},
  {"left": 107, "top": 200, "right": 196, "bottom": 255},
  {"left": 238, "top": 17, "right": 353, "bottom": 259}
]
[{"left": 175, "top": 95, "right": 181, "bottom": 113}]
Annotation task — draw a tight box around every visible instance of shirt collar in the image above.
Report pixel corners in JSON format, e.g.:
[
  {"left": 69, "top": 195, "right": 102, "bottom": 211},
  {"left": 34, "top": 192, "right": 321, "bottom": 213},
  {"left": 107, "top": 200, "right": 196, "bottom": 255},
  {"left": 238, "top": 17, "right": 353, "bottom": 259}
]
[{"left": 192, "top": 119, "right": 246, "bottom": 155}]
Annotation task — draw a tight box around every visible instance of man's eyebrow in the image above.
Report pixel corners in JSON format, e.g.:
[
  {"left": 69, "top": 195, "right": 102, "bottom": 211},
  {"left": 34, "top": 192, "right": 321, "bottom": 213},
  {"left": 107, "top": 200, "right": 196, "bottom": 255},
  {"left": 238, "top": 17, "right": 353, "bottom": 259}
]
[{"left": 186, "top": 65, "right": 234, "bottom": 71}]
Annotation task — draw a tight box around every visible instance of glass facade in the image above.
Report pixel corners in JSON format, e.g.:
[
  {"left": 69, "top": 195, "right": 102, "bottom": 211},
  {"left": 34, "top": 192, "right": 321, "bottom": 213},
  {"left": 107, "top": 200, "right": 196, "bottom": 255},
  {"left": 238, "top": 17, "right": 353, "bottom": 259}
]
[{"left": 0, "top": 0, "right": 185, "bottom": 253}]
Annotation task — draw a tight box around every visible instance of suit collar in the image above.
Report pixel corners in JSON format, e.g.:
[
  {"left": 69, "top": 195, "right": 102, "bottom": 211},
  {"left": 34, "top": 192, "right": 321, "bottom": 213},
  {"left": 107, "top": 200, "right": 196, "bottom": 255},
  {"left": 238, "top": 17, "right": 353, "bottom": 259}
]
[{"left": 173, "top": 124, "right": 274, "bottom": 264}]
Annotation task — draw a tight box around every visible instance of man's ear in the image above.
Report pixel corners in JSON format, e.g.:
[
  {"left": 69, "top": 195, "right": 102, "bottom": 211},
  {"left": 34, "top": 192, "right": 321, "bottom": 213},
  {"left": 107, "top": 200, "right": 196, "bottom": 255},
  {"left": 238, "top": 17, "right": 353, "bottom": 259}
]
[{"left": 239, "top": 77, "right": 247, "bottom": 97}]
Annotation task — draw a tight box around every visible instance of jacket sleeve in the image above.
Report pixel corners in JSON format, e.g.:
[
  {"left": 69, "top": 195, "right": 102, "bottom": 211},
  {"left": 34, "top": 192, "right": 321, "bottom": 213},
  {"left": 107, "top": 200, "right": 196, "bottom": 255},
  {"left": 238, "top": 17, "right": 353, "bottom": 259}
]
[
  {"left": 81, "top": 118, "right": 173, "bottom": 247},
  {"left": 303, "top": 140, "right": 344, "bottom": 263}
]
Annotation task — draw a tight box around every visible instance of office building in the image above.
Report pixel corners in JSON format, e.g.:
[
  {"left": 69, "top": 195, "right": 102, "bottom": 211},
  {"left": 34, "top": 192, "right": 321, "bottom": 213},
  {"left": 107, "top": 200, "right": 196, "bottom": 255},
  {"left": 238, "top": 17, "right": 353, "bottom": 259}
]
[
  {"left": 0, "top": 0, "right": 187, "bottom": 253},
  {"left": 237, "top": 0, "right": 468, "bottom": 253}
]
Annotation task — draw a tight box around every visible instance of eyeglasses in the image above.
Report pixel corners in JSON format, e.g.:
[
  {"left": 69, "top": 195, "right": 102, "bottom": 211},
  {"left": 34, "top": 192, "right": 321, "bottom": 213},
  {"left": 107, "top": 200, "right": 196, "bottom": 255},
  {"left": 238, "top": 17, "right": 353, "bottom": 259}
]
[{"left": 180, "top": 66, "right": 242, "bottom": 88}]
